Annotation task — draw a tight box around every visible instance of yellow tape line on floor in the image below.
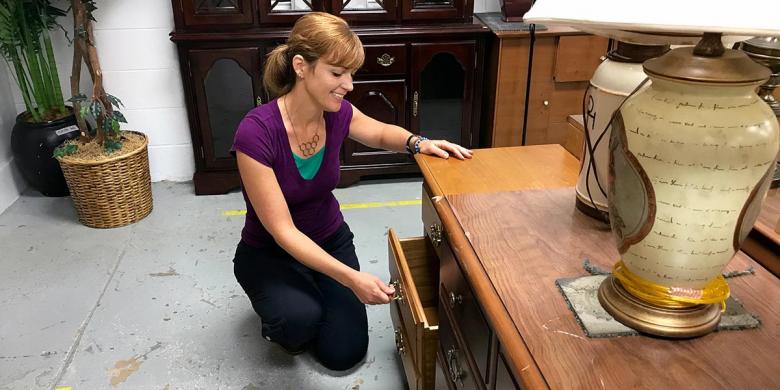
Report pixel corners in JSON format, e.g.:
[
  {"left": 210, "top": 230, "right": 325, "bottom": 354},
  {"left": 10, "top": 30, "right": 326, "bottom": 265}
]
[{"left": 223, "top": 199, "right": 421, "bottom": 216}]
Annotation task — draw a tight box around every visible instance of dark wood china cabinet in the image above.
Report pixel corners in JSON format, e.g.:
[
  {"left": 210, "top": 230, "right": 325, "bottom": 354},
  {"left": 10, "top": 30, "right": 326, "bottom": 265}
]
[{"left": 171, "top": 0, "right": 488, "bottom": 194}]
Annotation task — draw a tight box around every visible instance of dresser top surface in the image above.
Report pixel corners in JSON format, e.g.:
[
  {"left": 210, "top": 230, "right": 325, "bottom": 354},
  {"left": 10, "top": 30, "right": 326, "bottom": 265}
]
[
  {"left": 416, "top": 144, "right": 579, "bottom": 196},
  {"left": 446, "top": 187, "right": 780, "bottom": 389}
]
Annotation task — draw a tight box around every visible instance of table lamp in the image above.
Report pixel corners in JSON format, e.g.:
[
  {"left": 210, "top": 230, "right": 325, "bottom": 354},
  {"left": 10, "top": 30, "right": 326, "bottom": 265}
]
[
  {"left": 576, "top": 41, "right": 668, "bottom": 222},
  {"left": 525, "top": 0, "right": 780, "bottom": 338}
]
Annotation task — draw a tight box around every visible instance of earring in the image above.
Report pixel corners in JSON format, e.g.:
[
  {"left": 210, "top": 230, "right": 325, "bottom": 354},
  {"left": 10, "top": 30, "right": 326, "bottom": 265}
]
[{"left": 297, "top": 72, "right": 303, "bottom": 79}]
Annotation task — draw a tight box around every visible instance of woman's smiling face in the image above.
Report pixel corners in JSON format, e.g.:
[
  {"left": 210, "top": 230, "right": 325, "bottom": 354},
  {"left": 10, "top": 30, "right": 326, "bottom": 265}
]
[{"left": 298, "top": 58, "right": 355, "bottom": 112}]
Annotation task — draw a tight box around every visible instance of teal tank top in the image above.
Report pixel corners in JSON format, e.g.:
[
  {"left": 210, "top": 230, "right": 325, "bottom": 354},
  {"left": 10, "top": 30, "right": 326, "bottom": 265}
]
[{"left": 293, "top": 146, "right": 325, "bottom": 180}]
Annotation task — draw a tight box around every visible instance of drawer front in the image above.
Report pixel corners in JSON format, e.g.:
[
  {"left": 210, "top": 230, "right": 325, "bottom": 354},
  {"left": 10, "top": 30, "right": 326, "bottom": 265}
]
[
  {"left": 439, "top": 292, "right": 482, "bottom": 390},
  {"left": 359, "top": 44, "right": 407, "bottom": 76},
  {"left": 425, "top": 187, "right": 492, "bottom": 384},
  {"left": 422, "top": 185, "right": 447, "bottom": 261},
  {"left": 390, "top": 298, "right": 422, "bottom": 390},
  {"left": 388, "top": 229, "right": 440, "bottom": 390},
  {"left": 440, "top": 255, "right": 492, "bottom": 386}
]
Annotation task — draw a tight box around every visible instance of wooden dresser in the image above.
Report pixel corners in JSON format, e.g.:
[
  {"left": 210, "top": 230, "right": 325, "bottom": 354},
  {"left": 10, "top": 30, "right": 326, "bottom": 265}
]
[
  {"left": 481, "top": 24, "right": 609, "bottom": 148},
  {"left": 388, "top": 145, "right": 780, "bottom": 389}
]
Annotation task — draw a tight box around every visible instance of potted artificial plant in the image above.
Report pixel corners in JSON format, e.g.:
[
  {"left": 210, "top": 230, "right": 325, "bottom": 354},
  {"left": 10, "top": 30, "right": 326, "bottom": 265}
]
[
  {"left": 54, "top": 0, "right": 152, "bottom": 228},
  {"left": 2, "top": 0, "right": 80, "bottom": 196}
]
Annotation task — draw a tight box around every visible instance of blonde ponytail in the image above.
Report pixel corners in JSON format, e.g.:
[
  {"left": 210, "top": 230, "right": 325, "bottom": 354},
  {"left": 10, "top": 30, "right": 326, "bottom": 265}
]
[{"left": 262, "top": 12, "right": 365, "bottom": 98}]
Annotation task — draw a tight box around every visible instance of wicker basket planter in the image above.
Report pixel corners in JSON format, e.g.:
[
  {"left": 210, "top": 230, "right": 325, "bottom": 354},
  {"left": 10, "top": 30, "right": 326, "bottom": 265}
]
[{"left": 56, "top": 131, "right": 153, "bottom": 228}]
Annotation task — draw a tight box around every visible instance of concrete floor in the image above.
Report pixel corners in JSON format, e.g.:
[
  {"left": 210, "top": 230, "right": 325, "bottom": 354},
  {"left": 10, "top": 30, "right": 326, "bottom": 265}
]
[{"left": 0, "top": 178, "right": 425, "bottom": 390}]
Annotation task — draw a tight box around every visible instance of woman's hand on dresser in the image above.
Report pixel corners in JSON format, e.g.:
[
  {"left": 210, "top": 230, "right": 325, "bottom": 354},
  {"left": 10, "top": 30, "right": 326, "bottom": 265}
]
[
  {"left": 347, "top": 271, "right": 396, "bottom": 305},
  {"left": 420, "top": 139, "right": 473, "bottom": 160}
]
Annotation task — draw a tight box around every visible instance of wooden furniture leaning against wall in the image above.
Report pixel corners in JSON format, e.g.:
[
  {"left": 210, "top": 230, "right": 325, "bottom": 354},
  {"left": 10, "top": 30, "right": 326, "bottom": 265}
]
[
  {"left": 389, "top": 145, "right": 780, "bottom": 389},
  {"left": 481, "top": 23, "right": 608, "bottom": 149},
  {"left": 170, "top": 0, "right": 489, "bottom": 194}
]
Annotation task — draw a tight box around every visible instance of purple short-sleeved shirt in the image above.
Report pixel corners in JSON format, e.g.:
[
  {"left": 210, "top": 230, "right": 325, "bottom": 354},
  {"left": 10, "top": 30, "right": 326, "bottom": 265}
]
[{"left": 231, "top": 98, "right": 353, "bottom": 248}]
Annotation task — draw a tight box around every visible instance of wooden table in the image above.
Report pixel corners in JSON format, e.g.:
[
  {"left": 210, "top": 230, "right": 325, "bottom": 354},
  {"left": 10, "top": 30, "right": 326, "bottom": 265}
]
[{"left": 390, "top": 145, "right": 780, "bottom": 390}]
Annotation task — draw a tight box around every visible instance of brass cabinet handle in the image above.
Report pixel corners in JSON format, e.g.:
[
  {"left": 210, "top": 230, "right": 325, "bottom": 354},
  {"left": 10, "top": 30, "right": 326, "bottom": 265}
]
[
  {"left": 390, "top": 279, "right": 404, "bottom": 303},
  {"left": 448, "top": 291, "right": 463, "bottom": 309},
  {"left": 446, "top": 347, "right": 464, "bottom": 387},
  {"left": 394, "top": 329, "right": 406, "bottom": 355},
  {"left": 429, "top": 223, "right": 442, "bottom": 247},
  {"left": 413, "top": 91, "right": 419, "bottom": 117},
  {"left": 543, "top": 100, "right": 550, "bottom": 107},
  {"left": 377, "top": 53, "right": 395, "bottom": 67}
]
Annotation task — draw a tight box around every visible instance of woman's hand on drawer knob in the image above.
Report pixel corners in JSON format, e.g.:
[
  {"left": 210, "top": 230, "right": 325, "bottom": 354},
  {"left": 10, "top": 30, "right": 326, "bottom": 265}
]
[{"left": 347, "top": 271, "right": 396, "bottom": 305}]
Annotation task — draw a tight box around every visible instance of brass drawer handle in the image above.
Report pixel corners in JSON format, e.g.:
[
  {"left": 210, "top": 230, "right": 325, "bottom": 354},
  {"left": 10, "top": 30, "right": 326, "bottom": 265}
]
[
  {"left": 448, "top": 291, "right": 463, "bottom": 309},
  {"left": 413, "top": 91, "right": 419, "bottom": 117},
  {"left": 377, "top": 53, "right": 395, "bottom": 67},
  {"left": 446, "top": 347, "right": 464, "bottom": 387},
  {"left": 429, "top": 223, "right": 442, "bottom": 247},
  {"left": 394, "top": 329, "right": 406, "bottom": 355},
  {"left": 390, "top": 279, "right": 404, "bottom": 303}
]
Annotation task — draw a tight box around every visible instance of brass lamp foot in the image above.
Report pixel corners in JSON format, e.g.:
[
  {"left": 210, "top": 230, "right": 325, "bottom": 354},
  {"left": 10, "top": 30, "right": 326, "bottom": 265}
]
[{"left": 597, "top": 275, "right": 721, "bottom": 338}]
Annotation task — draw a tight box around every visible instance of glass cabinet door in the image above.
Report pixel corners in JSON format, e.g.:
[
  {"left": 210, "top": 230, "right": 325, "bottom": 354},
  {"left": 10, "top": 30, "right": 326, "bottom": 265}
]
[
  {"left": 259, "top": 0, "right": 324, "bottom": 24},
  {"left": 410, "top": 42, "right": 475, "bottom": 147},
  {"left": 401, "top": 0, "right": 466, "bottom": 20},
  {"left": 189, "top": 48, "right": 265, "bottom": 169},
  {"left": 181, "top": 0, "right": 255, "bottom": 26},
  {"left": 330, "top": 0, "right": 398, "bottom": 23},
  {"left": 343, "top": 80, "right": 407, "bottom": 165}
]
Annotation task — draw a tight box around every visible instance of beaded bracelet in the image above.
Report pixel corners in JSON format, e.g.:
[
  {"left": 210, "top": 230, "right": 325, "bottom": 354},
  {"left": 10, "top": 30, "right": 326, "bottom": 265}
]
[
  {"left": 405, "top": 134, "right": 415, "bottom": 155},
  {"left": 413, "top": 135, "right": 429, "bottom": 155}
]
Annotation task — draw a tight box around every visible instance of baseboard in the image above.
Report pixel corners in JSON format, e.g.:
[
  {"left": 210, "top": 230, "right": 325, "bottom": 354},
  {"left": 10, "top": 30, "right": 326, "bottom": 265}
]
[{"left": 0, "top": 157, "right": 26, "bottom": 215}]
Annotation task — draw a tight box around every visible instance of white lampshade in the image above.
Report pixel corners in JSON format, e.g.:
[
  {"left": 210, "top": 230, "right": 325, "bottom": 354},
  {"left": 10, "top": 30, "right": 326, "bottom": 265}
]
[{"left": 523, "top": 0, "right": 780, "bottom": 44}]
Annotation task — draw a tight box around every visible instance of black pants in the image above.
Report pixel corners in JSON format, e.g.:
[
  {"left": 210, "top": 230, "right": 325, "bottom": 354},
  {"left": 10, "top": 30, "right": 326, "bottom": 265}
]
[{"left": 233, "top": 222, "right": 368, "bottom": 371}]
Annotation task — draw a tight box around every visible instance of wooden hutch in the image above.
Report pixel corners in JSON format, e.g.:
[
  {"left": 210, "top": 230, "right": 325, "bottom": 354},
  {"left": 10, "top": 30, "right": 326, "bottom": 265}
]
[{"left": 170, "top": 0, "right": 489, "bottom": 194}]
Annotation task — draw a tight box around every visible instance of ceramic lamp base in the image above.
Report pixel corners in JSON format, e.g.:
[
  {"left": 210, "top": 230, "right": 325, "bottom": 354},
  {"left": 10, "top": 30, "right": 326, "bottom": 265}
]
[
  {"left": 597, "top": 275, "right": 721, "bottom": 338},
  {"left": 575, "top": 195, "right": 609, "bottom": 223}
]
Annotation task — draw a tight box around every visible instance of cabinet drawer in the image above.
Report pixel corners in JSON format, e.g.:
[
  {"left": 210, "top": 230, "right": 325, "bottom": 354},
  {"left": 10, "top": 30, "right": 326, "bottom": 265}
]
[
  {"left": 388, "top": 229, "right": 440, "bottom": 390},
  {"left": 390, "top": 299, "right": 422, "bottom": 389},
  {"left": 423, "top": 186, "right": 492, "bottom": 385},
  {"left": 422, "top": 185, "right": 447, "bottom": 261},
  {"left": 360, "top": 44, "right": 407, "bottom": 76},
  {"left": 439, "top": 291, "right": 482, "bottom": 390}
]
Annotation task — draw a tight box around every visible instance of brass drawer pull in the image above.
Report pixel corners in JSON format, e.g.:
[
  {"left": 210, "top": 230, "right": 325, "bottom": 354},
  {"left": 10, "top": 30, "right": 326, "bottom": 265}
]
[
  {"left": 448, "top": 291, "right": 463, "bottom": 308},
  {"left": 394, "top": 329, "right": 406, "bottom": 355},
  {"left": 413, "top": 91, "right": 419, "bottom": 117},
  {"left": 377, "top": 53, "right": 395, "bottom": 67},
  {"left": 390, "top": 279, "right": 404, "bottom": 303},
  {"left": 429, "top": 223, "right": 442, "bottom": 247},
  {"left": 446, "top": 347, "right": 464, "bottom": 387}
]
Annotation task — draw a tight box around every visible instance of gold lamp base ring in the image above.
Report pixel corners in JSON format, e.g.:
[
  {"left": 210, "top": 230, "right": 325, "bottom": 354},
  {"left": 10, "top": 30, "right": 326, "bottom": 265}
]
[{"left": 598, "top": 275, "right": 721, "bottom": 338}]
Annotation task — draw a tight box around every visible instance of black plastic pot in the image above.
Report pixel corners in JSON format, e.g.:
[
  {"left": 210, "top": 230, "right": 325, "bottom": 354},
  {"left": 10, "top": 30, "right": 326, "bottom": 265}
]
[{"left": 10, "top": 109, "right": 81, "bottom": 197}]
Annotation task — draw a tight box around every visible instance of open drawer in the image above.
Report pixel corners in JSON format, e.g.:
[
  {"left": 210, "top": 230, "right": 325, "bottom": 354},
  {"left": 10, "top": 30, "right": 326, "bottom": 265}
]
[{"left": 388, "top": 228, "right": 440, "bottom": 390}]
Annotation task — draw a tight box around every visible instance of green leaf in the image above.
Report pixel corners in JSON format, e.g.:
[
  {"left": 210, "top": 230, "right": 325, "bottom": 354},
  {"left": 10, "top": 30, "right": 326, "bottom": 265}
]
[
  {"left": 89, "top": 100, "right": 102, "bottom": 118},
  {"left": 113, "top": 111, "right": 126, "bottom": 123},
  {"left": 53, "top": 143, "right": 78, "bottom": 158},
  {"left": 67, "top": 93, "right": 87, "bottom": 103},
  {"left": 79, "top": 104, "right": 90, "bottom": 119},
  {"left": 104, "top": 139, "right": 122, "bottom": 154},
  {"left": 106, "top": 93, "right": 124, "bottom": 109}
]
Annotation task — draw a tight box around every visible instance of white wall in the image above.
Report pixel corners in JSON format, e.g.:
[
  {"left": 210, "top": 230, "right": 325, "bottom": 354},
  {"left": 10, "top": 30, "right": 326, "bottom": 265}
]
[
  {"left": 0, "top": 64, "right": 26, "bottom": 213},
  {"left": 476, "top": 0, "right": 501, "bottom": 13},
  {"left": 92, "top": 0, "right": 193, "bottom": 182}
]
